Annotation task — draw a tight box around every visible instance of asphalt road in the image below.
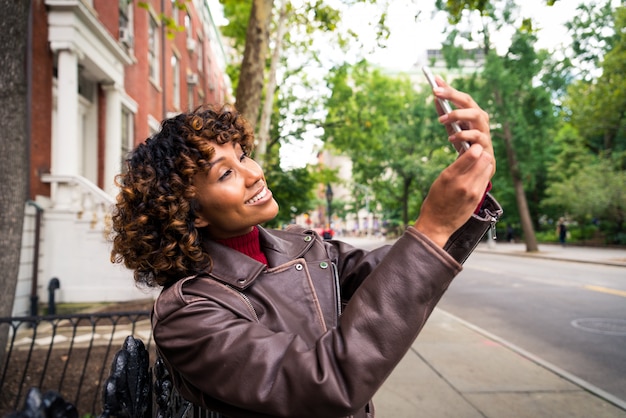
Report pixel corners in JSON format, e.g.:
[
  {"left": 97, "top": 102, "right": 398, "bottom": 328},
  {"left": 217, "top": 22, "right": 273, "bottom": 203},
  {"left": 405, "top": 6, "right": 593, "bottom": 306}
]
[{"left": 438, "top": 251, "right": 626, "bottom": 404}]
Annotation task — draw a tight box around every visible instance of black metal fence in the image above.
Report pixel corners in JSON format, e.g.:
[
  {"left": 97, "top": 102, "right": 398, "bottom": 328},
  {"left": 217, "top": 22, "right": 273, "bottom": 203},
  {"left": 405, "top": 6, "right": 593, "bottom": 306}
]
[
  {"left": 1, "top": 310, "right": 226, "bottom": 418},
  {"left": 0, "top": 310, "right": 154, "bottom": 416}
]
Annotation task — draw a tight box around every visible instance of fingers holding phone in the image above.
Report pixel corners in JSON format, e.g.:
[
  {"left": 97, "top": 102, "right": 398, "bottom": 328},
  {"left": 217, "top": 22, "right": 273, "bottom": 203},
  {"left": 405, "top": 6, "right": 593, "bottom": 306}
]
[{"left": 422, "top": 66, "right": 494, "bottom": 171}]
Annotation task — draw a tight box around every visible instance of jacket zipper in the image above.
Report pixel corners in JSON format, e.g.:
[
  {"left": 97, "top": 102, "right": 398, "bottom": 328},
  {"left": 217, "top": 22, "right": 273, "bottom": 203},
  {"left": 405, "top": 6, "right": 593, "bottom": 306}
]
[
  {"left": 238, "top": 291, "right": 259, "bottom": 322},
  {"left": 471, "top": 209, "right": 499, "bottom": 254}
]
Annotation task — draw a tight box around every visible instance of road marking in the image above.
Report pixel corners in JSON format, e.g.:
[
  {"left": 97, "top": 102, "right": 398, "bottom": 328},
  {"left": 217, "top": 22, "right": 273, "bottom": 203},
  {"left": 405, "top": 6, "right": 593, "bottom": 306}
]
[{"left": 584, "top": 285, "right": 626, "bottom": 298}]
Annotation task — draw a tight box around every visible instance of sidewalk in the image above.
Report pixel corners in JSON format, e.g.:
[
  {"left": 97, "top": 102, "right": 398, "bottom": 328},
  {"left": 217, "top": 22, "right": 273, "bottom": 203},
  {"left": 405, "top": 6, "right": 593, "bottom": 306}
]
[
  {"left": 370, "top": 240, "right": 626, "bottom": 417},
  {"left": 475, "top": 240, "right": 626, "bottom": 267}
]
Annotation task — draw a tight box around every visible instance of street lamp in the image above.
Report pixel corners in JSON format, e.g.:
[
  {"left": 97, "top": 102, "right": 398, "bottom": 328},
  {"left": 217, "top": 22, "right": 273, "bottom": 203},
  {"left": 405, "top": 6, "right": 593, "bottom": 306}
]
[{"left": 325, "top": 183, "right": 333, "bottom": 229}]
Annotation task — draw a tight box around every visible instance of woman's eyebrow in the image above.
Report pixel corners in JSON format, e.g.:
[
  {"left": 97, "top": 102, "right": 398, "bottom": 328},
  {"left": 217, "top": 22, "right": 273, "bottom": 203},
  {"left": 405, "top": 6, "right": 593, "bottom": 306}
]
[{"left": 206, "top": 156, "right": 225, "bottom": 172}]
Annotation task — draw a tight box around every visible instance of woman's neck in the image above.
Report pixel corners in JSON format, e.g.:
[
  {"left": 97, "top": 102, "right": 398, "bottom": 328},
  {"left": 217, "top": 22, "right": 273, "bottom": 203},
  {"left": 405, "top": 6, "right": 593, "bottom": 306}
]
[{"left": 215, "top": 226, "right": 268, "bottom": 265}]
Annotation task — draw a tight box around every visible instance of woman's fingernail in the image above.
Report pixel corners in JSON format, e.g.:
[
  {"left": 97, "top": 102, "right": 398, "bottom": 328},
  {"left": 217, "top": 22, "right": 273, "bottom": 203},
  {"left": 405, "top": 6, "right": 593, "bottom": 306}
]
[
  {"left": 433, "top": 87, "right": 444, "bottom": 94},
  {"left": 439, "top": 114, "right": 448, "bottom": 122}
]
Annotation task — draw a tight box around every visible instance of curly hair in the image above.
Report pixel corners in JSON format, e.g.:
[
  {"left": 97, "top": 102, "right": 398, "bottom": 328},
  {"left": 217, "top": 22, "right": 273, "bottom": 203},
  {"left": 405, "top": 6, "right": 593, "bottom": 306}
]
[{"left": 110, "top": 104, "right": 255, "bottom": 287}]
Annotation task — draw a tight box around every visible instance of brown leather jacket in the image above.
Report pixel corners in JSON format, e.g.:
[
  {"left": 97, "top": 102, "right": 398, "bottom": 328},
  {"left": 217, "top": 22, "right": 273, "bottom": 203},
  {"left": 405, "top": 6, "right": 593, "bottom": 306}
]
[{"left": 152, "top": 195, "right": 502, "bottom": 418}]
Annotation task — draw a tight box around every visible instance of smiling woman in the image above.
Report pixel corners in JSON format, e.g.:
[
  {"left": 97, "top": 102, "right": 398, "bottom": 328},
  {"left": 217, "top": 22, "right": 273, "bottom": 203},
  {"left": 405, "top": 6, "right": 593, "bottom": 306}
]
[
  {"left": 109, "top": 96, "right": 501, "bottom": 417},
  {"left": 191, "top": 140, "right": 279, "bottom": 239}
]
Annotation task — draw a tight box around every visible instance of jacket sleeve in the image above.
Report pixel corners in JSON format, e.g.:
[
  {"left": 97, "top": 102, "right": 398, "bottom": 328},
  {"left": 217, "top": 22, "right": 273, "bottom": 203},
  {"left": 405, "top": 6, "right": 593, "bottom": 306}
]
[
  {"left": 153, "top": 228, "right": 462, "bottom": 418},
  {"left": 443, "top": 193, "right": 503, "bottom": 264},
  {"left": 333, "top": 193, "right": 503, "bottom": 296}
]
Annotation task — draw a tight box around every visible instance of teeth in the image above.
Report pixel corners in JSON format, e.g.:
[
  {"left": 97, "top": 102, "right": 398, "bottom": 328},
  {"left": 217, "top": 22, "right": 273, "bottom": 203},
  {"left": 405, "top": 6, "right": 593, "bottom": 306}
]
[{"left": 246, "top": 187, "right": 267, "bottom": 204}]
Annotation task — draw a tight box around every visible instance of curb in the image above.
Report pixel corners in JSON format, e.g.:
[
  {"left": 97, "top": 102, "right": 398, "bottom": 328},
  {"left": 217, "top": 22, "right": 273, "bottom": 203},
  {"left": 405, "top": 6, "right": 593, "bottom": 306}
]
[
  {"left": 440, "top": 309, "right": 626, "bottom": 412},
  {"left": 474, "top": 247, "right": 626, "bottom": 268}
]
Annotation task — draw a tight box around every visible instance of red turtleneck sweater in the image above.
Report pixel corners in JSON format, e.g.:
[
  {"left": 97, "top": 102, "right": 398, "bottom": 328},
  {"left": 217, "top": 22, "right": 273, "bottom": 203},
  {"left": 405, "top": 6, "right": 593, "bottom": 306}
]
[{"left": 216, "top": 226, "right": 268, "bottom": 265}]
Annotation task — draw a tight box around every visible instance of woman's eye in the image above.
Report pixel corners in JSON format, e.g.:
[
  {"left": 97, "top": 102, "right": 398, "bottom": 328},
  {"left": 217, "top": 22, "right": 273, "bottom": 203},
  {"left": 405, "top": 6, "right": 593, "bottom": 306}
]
[
  {"left": 218, "top": 169, "right": 233, "bottom": 181},
  {"left": 239, "top": 152, "right": 247, "bottom": 162}
]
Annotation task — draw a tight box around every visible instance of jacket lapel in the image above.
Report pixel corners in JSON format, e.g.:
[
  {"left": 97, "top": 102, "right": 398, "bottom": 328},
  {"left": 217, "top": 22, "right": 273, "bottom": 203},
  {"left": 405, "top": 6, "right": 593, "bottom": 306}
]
[{"left": 200, "top": 226, "right": 315, "bottom": 290}]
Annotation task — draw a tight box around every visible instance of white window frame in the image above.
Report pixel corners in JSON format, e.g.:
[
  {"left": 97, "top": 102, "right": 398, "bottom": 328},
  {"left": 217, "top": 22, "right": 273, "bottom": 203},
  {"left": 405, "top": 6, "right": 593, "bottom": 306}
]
[
  {"left": 172, "top": 54, "right": 181, "bottom": 110},
  {"left": 197, "top": 34, "right": 203, "bottom": 71},
  {"left": 148, "top": 14, "right": 160, "bottom": 84},
  {"left": 120, "top": 107, "right": 134, "bottom": 172}
]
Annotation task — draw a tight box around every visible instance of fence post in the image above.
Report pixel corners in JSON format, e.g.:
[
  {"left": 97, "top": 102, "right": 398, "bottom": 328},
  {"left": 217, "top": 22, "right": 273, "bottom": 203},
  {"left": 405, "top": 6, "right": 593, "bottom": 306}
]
[{"left": 47, "top": 277, "right": 60, "bottom": 315}]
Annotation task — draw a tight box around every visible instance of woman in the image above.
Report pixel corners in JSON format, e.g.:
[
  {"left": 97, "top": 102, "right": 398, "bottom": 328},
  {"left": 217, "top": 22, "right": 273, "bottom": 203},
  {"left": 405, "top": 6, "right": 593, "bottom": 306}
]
[{"left": 110, "top": 79, "right": 501, "bottom": 418}]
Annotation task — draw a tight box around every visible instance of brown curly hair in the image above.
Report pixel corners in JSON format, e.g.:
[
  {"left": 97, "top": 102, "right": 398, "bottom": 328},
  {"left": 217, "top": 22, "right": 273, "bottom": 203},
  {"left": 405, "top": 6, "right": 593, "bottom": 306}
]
[{"left": 110, "top": 104, "right": 255, "bottom": 287}]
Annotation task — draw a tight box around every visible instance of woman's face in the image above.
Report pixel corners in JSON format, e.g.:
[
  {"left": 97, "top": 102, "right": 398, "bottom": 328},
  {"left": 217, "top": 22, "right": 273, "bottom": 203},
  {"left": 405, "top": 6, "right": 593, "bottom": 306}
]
[{"left": 192, "top": 141, "right": 279, "bottom": 239}]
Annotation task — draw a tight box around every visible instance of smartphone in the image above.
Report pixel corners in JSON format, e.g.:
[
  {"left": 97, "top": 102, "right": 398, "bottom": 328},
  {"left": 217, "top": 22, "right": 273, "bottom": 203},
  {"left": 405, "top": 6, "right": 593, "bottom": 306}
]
[{"left": 422, "top": 66, "right": 470, "bottom": 152}]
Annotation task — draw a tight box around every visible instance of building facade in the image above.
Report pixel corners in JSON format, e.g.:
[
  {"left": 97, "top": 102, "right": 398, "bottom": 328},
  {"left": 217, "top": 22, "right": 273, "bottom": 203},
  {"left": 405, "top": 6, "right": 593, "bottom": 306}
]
[{"left": 14, "top": 0, "right": 231, "bottom": 316}]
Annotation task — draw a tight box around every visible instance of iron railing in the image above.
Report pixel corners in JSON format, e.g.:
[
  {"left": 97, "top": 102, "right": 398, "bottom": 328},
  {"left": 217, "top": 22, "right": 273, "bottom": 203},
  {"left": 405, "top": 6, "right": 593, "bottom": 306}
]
[
  {"left": 0, "top": 310, "right": 153, "bottom": 416},
  {"left": 1, "top": 310, "right": 225, "bottom": 418}
]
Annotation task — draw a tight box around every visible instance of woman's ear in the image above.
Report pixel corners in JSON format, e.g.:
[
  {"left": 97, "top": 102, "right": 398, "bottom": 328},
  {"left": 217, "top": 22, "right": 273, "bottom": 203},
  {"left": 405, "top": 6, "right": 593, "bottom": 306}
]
[{"left": 194, "top": 216, "right": 209, "bottom": 228}]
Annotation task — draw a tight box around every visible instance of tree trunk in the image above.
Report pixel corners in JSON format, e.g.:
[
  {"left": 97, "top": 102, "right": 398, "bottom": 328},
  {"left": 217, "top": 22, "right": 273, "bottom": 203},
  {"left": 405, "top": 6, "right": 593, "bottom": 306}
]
[
  {"left": 402, "top": 176, "right": 411, "bottom": 227},
  {"left": 256, "top": 0, "right": 288, "bottom": 168},
  {"left": 497, "top": 98, "right": 539, "bottom": 252},
  {"left": 0, "top": 0, "right": 30, "bottom": 357},
  {"left": 235, "top": 0, "right": 274, "bottom": 129}
]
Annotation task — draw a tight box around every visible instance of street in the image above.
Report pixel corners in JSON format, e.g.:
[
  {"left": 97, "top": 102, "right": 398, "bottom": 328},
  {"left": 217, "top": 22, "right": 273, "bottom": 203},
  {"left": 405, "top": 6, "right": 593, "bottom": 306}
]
[
  {"left": 339, "top": 235, "right": 626, "bottom": 407},
  {"left": 439, "top": 251, "right": 626, "bottom": 404}
]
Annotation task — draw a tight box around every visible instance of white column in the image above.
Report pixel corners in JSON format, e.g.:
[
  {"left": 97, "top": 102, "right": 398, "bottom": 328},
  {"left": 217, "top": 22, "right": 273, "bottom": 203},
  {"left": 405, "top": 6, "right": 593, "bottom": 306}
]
[
  {"left": 53, "top": 48, "right": 80, "bottom": 176},
  {"left": 102, "top": 83, "right": 122, "bottom": 197}
]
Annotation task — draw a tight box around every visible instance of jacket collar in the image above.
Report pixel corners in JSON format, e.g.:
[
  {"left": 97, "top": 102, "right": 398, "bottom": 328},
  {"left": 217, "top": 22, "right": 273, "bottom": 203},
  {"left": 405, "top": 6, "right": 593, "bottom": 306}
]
[{"left": 201, "top": 226, "right": 315, "bottom": 290}]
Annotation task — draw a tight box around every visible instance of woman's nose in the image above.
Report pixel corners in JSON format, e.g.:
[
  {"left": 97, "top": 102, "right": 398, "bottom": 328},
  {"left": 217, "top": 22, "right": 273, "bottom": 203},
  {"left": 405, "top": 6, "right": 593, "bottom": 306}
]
[{"left": 243, "top": 159, "right": 264, "bottom": 186}]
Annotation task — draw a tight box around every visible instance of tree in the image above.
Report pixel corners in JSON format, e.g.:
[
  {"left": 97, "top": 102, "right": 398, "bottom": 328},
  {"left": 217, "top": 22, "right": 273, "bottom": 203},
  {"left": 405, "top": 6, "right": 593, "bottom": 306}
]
[
  {"left": 436, "top": 0, "right": 562, "bottom": 24},
  {"left": 235, "top": 0, "right": 274, "bottom": 127},
  {"left": 435, "top": 0, "right": 565, "bottom": 252},
  {"left": 563, "top": 3, "right": 625, "bottom": 155},
  {"left": 543, "top": 157, "right": 626, "bottom": 243},
  {"left": 222, "top": 0, "right": 389, "bottom": 168},
  {"left": 540, "top": 3, "right": 626, "bottom": 244},
  {"left": 256, "top": 0, "right": 289, "bottom": 168},
  {"left": 0, "top": 0, "right": 30, "bottom": 359},
  {"left": 260, "top": 132, "right": 321, "bottom": 227},
  {"left": 323, "top": 60, "right": 453, "bottom": 227}
]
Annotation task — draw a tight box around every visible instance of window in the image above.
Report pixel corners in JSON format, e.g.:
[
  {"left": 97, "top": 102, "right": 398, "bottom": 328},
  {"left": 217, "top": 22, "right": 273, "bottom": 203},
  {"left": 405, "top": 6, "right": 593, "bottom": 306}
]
[
  {"left": 187, "top": 84, "right": 193, "bottom": 111},
  {"left": 172, "top": 55, "right": 180, "bottom": 109},
  {"left": 170, "top": 0, "right": 179, "bottom": 26},
  {"left": 148, "top": 15, "right": 159, "bottom": 82},
  {"left": 120, "top": 108, "right": 134, "bottom": 172},
  {"left": 197, "top": 36, "right": 203, "bottom": 71},
  {"left": 184, "top": 13, "right": 193, "bottom": 41},
  {"left": 119, "top": 0, "right": 130, "bottom": 28},
  {"left": 119, "top": 0, "right": 134, "bottom": 48},
  {"left": 184, "top": 13, "right": 196, "bottom": 54}
]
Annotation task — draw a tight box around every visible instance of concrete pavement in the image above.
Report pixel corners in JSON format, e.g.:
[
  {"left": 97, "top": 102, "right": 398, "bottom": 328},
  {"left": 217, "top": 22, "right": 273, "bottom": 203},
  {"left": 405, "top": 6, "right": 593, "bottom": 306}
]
[
  {"left": 363, "top": 239, "right": 626, "bottom": 417},
  {"left": 475, "top": 240, "right": 626, "bottom": 267}
]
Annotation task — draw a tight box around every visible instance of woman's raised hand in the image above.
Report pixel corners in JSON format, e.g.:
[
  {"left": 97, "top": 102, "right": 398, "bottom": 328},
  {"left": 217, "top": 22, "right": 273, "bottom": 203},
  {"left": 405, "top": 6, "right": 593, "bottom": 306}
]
[{"left": 414, "top": 80, "right": 495, "bottom": 248}]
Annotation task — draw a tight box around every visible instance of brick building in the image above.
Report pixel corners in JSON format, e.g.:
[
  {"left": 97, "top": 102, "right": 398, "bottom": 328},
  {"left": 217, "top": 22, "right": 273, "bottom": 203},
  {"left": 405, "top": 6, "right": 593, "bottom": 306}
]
[{"left": 15, "top": 0, "right": 232, "bottom": 315}]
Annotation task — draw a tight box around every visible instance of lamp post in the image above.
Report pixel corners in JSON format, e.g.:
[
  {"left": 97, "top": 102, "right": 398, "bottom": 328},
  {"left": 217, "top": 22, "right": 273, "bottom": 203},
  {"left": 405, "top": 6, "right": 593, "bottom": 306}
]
[{"left": 325, "top": 183, "right": 333, "bottom": 229}]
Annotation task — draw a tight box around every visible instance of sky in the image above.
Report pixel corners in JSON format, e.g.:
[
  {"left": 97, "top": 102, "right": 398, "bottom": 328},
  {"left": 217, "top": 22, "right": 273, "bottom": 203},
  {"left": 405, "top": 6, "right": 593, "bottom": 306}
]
[{"left": 346, "top": 0, "right": 585, "bottom": 72}]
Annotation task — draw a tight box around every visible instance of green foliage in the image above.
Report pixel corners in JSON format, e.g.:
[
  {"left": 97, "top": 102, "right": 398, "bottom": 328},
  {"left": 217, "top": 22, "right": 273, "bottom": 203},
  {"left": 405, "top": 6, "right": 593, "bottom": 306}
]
[
  {"left": 542, "top": 157, "right": 626, "bottom": 242},
  {"left": 219, "top": 0, "right": 252, "bottom": 51},
  {"left": 540, "top": 2, "right": 626, "bottom": 243},
  {"left": 137, "top": 1, "right": 188, "bottom": 38},
  {"left": 436, "top": 0, "right": 561, "bottom": 25},
  {"left": 323, "top": 60, "right": 454, "bottom": 226},
  {"left": 263, "top": 149, "right": 320, "bottom": 227},
  {"left": 264, "top": 164, "right": 319, "bottom": 227},
  {"left": 454, "top": 32, "right": 559, "bottom": 228},
  {"left": 435, "top": 0, "right": 492, "bottom": 24},
  {"left": 215, "top": 0, "right": 626, "bottom": 245},
  {"left": 564, "top": 1, "right": 620, "bottom": 78},
  {"left": 563, "top": 5, "right": 626, "bottom": 155}
]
